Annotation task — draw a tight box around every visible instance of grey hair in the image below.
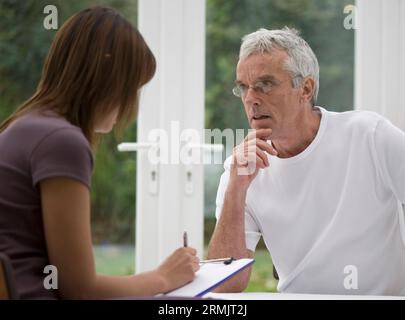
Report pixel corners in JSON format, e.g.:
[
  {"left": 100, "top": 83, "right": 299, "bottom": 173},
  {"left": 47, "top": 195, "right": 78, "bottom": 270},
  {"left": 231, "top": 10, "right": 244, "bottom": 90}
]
[{"left": 240, "top": 27, "right": 319, "bottom": 105}]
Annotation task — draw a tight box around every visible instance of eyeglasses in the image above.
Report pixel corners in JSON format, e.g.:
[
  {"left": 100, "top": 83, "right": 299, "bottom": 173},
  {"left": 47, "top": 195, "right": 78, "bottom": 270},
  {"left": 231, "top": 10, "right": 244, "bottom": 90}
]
[
  {"left": 232, "top": 80, "right": 275, "bottom": 98},
  {"left": 232, "top": 76, "right": 303, "bottom": 98}
]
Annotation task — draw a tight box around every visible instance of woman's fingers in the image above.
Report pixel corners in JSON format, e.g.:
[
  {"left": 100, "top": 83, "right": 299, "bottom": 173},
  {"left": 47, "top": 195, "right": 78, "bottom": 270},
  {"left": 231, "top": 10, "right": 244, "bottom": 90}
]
[{"left": 193, "top": 256, "right": 200, "bottom": 272}]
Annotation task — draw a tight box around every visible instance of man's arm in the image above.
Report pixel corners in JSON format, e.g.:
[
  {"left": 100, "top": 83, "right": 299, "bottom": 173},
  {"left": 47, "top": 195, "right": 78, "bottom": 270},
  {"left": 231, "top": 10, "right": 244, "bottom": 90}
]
[
  {"left": 208, "top": 128, "right": 277, "bottom": 292},
  {"left": 208, "top": 185, "right": 254, "bottom": 292}
]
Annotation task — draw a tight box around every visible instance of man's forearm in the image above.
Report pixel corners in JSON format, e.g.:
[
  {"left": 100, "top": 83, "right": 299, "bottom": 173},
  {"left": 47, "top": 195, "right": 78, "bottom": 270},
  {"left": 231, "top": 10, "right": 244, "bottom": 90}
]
[
  {"left": 207, "top": 185, "right": 252, "bottom": 292},
  {"left": 208, "top": 185, "right": 249, "bottom": 257}
]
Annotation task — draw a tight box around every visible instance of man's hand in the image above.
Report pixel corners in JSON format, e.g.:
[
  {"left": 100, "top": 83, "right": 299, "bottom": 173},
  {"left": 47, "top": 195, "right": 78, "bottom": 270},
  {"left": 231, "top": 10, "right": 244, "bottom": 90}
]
[{"left": 230, "top": 128, "right": 277, "bottom": 190}]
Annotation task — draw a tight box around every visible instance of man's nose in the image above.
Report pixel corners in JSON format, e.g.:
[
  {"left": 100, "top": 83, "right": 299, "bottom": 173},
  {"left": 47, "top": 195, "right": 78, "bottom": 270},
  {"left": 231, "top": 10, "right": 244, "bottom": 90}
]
[{"left": 243, "top": 87, "right": 261, "bottom": 106}]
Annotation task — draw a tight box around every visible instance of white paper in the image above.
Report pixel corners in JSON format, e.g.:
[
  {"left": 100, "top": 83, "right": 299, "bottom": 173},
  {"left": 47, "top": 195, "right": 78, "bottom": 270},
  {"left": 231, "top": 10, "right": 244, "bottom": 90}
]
[{"left": 164, "top": 258, "right": 254, "bottom": 297}]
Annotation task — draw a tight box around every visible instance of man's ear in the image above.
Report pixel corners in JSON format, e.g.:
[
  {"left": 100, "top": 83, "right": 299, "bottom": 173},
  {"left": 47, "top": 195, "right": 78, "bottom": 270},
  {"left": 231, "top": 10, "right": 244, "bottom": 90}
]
[{"left": 300, "top": 77, "right": 315, "bottom": 104}]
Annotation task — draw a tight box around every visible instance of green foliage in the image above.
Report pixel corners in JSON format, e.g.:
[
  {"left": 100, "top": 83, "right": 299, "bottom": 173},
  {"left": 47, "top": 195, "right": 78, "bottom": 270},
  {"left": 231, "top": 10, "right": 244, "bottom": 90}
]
[
  {"left": 246, "top": 248, "right": 278, "bottom": 292},
  {"left": 94, "top": 244, "right": 135, "bottom": 275},
  {"left": 90, "top": 128, "right": 137, "bottom": 244}
]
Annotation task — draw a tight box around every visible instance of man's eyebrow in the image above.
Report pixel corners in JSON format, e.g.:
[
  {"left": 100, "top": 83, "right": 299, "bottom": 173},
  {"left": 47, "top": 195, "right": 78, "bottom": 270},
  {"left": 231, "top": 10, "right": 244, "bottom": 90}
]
[
  {"left": 256, "top": 75, "right": 277, "bottom": 81},
  {"left": 235, "top": 75, "right": 277, "bottom": 85}
]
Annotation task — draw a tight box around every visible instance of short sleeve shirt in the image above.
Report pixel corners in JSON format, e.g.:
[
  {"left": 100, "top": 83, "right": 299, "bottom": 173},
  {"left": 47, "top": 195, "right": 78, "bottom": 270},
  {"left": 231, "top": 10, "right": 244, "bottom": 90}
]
[{"left": 0, "top": 110, "right": 93, "bottom": 299}]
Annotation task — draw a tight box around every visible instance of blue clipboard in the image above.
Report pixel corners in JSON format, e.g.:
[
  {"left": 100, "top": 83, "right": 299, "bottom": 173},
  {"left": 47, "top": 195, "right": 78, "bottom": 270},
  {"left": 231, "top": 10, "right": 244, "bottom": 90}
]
[{"left": 164, "top": 258, "right": 255, "bottom": 297}]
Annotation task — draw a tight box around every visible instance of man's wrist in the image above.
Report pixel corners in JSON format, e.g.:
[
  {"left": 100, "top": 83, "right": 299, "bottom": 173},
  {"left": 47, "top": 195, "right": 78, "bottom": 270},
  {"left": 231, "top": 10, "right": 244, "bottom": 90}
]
[{"left": 226, "top": 181, "right": 249, "bottom": 196}]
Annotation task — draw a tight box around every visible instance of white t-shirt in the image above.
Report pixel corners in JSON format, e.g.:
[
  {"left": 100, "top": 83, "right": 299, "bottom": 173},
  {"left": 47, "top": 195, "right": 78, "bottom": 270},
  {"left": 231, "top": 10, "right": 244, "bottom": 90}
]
[{"left": 215, "top": 107, "right": 405, "bottom": 296}]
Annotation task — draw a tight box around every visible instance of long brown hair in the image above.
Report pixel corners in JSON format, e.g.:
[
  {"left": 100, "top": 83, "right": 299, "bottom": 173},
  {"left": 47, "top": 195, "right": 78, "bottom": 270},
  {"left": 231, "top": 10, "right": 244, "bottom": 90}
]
[{"left": 0, "top": 6, "right": 156, "bottom": 146}]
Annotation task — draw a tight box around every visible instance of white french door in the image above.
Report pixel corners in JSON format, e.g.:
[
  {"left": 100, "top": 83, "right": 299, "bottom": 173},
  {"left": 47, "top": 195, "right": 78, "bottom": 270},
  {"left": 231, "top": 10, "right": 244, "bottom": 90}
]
[{"left": 119, "top": 0, "right": 206, "bottom": 272}]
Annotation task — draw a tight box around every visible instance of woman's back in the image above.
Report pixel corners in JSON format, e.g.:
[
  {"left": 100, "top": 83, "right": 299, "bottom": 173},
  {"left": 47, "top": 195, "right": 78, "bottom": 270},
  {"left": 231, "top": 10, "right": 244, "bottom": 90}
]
[
  {"left": 0, "top": 110, "right": 93, "bottom": 299},
  {"left": 0, "top": 6, "right": 199, "bottom": 299}
]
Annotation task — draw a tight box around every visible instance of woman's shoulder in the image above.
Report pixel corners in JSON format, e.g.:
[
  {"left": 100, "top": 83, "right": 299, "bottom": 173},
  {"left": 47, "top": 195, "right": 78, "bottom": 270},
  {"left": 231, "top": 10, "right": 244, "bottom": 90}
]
[
  {"left": 0, "top": 109, "right": 93, "bottom": 189},
  {"left": 12, "top": 109, "right": 81, "bottom": 133},
  {"left": 6, "top": 109, "right": 89, "bottom": 148}
]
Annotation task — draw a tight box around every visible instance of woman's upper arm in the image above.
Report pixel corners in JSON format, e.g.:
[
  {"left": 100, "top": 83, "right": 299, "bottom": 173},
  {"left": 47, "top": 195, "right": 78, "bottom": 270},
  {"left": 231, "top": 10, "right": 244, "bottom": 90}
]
[{"left": 40, "top": 177, "right": 96, "bottom": 299}]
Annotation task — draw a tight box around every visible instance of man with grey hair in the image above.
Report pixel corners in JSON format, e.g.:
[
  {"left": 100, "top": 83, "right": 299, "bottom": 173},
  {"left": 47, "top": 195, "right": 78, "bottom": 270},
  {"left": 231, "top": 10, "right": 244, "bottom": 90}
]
[{"left": 208, "top": 27, "right": 405, "bottom": 296}]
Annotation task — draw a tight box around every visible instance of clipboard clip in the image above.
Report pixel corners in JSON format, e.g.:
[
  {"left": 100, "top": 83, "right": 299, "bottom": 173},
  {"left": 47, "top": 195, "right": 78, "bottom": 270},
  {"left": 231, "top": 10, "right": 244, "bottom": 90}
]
[{"left": 199, "top": 257, "right": 235, "bottom": 265}]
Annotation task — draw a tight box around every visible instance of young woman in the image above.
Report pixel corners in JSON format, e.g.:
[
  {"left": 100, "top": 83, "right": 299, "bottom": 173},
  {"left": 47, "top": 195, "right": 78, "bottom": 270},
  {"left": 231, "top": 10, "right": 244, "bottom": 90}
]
[{"left": 0, "top": 6, "right": 199, "bottom": 299}]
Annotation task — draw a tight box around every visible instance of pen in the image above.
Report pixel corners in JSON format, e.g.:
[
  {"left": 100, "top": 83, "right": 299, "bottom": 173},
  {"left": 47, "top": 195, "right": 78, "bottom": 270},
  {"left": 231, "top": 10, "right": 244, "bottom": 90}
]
[
  {"left": 182, "top": 231, "right": 233, "bottom": 264},
  {"left": 183, "top": 231, "right": 188, "bottom": 247},
  {"left": 199, "top": 257, "right": 235, "bottom": 265}
]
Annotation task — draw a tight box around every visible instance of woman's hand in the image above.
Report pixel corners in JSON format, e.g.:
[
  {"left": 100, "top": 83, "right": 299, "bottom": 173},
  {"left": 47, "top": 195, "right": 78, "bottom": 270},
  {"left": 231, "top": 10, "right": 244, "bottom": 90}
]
[{"left": 154, "top": 247, "right": 200, "bottom": 293}]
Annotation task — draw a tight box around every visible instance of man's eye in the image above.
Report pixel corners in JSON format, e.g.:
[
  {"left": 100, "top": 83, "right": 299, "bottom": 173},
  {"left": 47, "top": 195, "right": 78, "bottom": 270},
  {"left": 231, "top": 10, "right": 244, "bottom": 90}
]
[{"left": 258, "top": 80, "right": 272, "bottom": 87}]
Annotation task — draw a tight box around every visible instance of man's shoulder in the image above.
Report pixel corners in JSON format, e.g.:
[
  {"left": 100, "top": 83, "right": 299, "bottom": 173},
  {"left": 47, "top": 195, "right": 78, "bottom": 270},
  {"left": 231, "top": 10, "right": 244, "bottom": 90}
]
[{"left": 325, "top": 108, "right": 385, "bottom": 132}]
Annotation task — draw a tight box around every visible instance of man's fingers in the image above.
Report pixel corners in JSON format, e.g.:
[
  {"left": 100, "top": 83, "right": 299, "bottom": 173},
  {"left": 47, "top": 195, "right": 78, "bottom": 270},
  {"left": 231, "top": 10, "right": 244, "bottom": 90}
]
[
  {"left": 255, "top": 156, "right": 266, "bottom": 169},
  {"left": 233, "top": 132, "right": 277, "bottom": 171},
  {"left": 245, "top": 128, "right": 272, "bottom": 142},
  {"left": 244, "top": 139, "right": 277, "bottom": 157},
  {"left": 239, "top": 151, "right": 265, "bottom": 170},
  {"left": 245, "top": 138, "right": 277, "bottom": 157},
  {"left": 235, "top": 150, "right": 249, "bottom": 166},
  {"left": 235, "top": 142, "right": 271, "bottom": 168},
  {"left": 235, "top": 150, "right": 265, "bottom": 170},
  {"left": 255, "top": 139, "right": 278, "bottom": 156},
  {"left": 247, "top": 145, "right": 269, "bottom": 167},
  {"left": 255, "top": 128, "right": 273, "bottom": 139}
]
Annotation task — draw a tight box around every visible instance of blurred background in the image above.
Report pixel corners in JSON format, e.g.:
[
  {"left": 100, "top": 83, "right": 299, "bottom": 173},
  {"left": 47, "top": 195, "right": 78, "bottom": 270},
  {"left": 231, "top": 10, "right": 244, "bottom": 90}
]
[{"left": 0, "top": 0, "right": 354, "bottom": 292}]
